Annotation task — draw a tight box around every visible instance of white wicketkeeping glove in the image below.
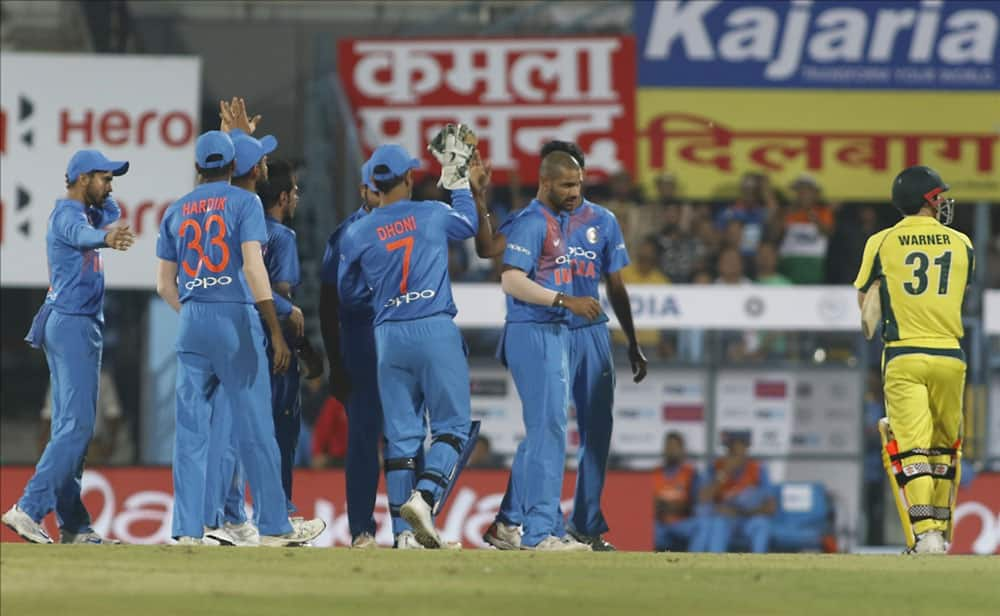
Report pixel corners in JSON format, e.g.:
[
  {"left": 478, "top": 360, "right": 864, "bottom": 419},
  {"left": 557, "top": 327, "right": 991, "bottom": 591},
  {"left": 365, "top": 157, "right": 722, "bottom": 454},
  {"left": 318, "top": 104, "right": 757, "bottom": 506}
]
[{"left": 428, "top": 123, "right": 478, "bottom": 190}]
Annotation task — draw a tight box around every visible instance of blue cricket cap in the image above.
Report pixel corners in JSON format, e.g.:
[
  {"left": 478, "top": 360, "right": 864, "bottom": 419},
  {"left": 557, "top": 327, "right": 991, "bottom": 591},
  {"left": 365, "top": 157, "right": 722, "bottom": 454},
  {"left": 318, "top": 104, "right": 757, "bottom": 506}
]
[
  {"left": 369, "top": 144, "right": 420, "bottom": 182},
  {"left": 360, "top": 157, "right": 378, "bottom": 192},
  {"left": 231, "top": 129, "right": 278, "bottom": 177},
  {"left": 66, "top": 149, "right": 129, "bottom": 183},
  {"left": 195, "top": 130, "right": 236, "bottom": 169}
]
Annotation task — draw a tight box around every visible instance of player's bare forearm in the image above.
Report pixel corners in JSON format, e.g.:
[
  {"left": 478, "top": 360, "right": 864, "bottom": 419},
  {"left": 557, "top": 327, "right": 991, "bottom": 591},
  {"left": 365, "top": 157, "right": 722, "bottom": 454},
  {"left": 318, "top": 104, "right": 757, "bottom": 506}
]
[
  {"left": 273, "top": 281, "right": 293, "bottom": 301},
  {"left": 256, "top": 299, "right": 284, "bottom": 340},
  {"left": 473, "top": 193, "right": 499, "bottom": 258},
  {"left": 606, "top": 272, "right": 638, "bottom": 348},
  {"left": 156, "top": 259, "right": 182, "bottom": 312}
]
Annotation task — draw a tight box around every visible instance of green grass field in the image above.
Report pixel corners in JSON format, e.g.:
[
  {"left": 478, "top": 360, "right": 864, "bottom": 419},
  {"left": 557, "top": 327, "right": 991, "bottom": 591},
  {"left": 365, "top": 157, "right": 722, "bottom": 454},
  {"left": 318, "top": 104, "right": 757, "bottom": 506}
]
[{"left": 2, "top": 544, "right": 998, "bottom": 616}]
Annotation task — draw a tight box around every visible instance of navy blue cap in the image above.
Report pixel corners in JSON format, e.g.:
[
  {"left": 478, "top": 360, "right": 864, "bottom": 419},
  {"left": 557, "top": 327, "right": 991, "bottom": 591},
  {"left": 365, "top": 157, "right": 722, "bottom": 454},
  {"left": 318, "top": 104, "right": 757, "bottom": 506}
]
[
  {"left": 231, "top": 129, "right": 278, "bottom": 177},
  {"left": 66, "top": 150, "right": 129, "bottom": 183},
  {"left": 195, "top": 130, "right": 236, "bottom": 169},
  {"left": 369, "top": 144, "right": 420, "bottom": 182},
  {"left": 360, "top": 157, "right": 378, "bottom": 192}
]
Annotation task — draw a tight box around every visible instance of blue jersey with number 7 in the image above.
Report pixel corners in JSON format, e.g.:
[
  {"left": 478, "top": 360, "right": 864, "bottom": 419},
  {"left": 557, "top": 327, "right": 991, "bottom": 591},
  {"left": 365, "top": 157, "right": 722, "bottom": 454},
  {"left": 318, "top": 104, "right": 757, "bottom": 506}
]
[
  {"left": 337, "top": 189, "right": 477, "bottom": 326},
  {"left": 156, "top": 181, "right": 267, "bottom": 304}
]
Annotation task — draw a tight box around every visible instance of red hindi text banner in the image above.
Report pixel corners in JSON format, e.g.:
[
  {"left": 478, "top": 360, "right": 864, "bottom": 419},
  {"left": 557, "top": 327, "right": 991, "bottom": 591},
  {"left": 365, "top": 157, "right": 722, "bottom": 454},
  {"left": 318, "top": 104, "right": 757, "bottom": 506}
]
[{"left": 336, "top": 36, "right": 636, "bottom": 184}]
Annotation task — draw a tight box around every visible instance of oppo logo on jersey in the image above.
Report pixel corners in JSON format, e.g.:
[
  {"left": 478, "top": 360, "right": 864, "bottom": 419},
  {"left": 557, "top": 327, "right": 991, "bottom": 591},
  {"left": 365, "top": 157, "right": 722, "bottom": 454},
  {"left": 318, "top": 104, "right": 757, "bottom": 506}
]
[
  {"left": 568, "top": 246, "right": 598, "bottom": 260},
  {"left": 185, "top": 275, "right": 233, "bottom": 290},
  {"left": 385, "top": 289, "right": 436, "bottom": 308}
]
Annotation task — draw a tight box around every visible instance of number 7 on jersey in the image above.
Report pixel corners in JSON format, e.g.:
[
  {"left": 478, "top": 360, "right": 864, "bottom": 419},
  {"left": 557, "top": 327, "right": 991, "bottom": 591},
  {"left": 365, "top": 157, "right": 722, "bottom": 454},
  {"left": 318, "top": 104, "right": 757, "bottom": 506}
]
[{"left": 386, "top": 236, "right": 414, "bottom": 294}]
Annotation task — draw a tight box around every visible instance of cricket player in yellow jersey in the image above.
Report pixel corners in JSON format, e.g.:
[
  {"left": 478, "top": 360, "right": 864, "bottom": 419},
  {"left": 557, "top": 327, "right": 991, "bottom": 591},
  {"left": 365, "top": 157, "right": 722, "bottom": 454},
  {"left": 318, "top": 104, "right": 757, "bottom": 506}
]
[{"left": 854, "top": 165, "right": 974, "bottom": 555}]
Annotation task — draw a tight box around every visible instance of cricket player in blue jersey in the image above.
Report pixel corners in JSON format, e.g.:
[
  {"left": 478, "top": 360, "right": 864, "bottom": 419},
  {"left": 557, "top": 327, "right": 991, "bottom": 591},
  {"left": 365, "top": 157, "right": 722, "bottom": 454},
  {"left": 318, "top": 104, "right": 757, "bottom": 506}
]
[
  {"left": 3, "top": 150, "right": 134, "bottom": 544},
  {"left": 337, "top": 130, "right": 488, "bottom": 549},
  {"left": 155, "top": 130, "right": 322, "bottom": 546},
  {"left": 482, "top": 150, "right": 604, "bottom": 551},
  {"left": 477, "top": 142, "right": 646, "bottom": 551},
  {"left": 320, "top": 157, "right": 412, "bottom": 548}
]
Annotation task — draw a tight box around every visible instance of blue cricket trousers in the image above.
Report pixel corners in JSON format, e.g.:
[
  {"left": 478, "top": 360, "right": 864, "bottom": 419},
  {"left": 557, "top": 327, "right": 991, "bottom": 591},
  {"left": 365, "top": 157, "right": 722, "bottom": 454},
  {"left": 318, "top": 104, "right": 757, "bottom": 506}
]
[
  {"left": 567, "top": 324, "right": 615, "bottom": 537},
  {"left": 19, "top": 311, "right": 101, "bottom": 532},
  {"left": 172, "top": 302, "right": 290, "bottom": 538},
  {"left": 375, "top": 315, "right": 471, "bottom": 536},
  {"left": 342, "top": 324, "right": 385, "bottom": 539},
  {"left": 496, "top": 321, "right": 570, "bottom": 548}
]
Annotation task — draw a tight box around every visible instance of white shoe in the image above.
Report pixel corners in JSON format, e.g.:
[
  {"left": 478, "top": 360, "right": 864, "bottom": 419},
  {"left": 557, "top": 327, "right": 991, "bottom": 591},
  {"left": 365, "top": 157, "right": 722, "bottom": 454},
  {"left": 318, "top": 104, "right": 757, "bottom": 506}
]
[
  {"left": 352, "top": 533, "right": 377, "bottom": 549},
  {"left": 203, "top": 526, "right": 235, "bottom": 546},
  {"left": 400, "top": 491, "right": 444, "bottom": 549},
  {"left": 483, "top": 521, "right": 521, "bottom": 550},
  {"left": 913, "top": 530, "right": 947, "bottom": 555},
  {"left": 174, "top": 536, "right": 205, "bottom": 546},
  {"left": 395, "top": 530, "right": 425, "bottom": 550},
  {"left": 260, "top": 518, "right": 325, "bottom": 547},
  {"left": 522, "top": 535, "right": 593, "bottom": 552},
  {"left": 223, "top": 521, "right": 260, "bottom": 547},
  {"left": 60, "top": 530, "right": 120, "bottom": 544},
  {"left": 2, "top": 505, "right": 53, "bottom": 544}
]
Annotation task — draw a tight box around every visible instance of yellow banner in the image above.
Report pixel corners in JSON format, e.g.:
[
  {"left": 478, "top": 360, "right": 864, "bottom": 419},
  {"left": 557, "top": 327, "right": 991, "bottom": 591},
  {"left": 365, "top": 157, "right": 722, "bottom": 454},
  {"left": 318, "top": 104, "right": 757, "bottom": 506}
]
[{"left": 637, "top": 89, "right": 1000, "bottom": 202}]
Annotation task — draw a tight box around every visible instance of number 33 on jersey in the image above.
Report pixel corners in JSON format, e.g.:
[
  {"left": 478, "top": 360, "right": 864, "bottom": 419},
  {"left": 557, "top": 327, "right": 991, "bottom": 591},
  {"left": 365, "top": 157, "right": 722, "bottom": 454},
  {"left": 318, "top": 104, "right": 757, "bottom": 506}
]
[
  {"left": 854, "top": 215, "right": 974, "bottom": 346},
  {"left": 156, "top": 180, "right": 268, "bottom": 303}
]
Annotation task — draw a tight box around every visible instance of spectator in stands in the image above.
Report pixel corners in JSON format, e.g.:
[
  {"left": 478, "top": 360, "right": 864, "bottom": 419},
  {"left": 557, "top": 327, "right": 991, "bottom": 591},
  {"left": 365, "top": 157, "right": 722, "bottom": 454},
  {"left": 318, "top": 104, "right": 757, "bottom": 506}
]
[
  {"left": 653, "top": 172, "right": 681, "bottom": 206},
  {"left": 690, "top": 432, "right": 775, "bottom": 553},
  {"left": 654, "top": 432, "right": 701, "bottom": 552},
  {"left": 311, "top": 395, "right": 348, "bottom": 468},
  {"left": 826, "top": 205, "right": 879, "bottom": 284},
  {"left": 716, "top": 172, "right": 780, "bottom": 258},
  {"left": 716, "top": 247, "right": 751, "bottom": 285},
  {"left": 753, "top": 242, "right": 791, "bottom": 359},
  {"left": 754, "top": 241, "right": 790, "bottom": 285},
  {"left": 468, "top": 435, "right": 503, "bottom": 469},
  {"left": 656, "top": 203, "right": 706, "bottom": 283},
  {"left": 603, "top": 170, "right": 645, "bottom": 250},
  {"left": 615, "top": 236, "right": 669, "bottom": 355},
  {"left": 775, "top": 174, "right": 835, "bottom": 284},
  {"left": 863, "top": 369, "right": 887, "bottom": 545}
]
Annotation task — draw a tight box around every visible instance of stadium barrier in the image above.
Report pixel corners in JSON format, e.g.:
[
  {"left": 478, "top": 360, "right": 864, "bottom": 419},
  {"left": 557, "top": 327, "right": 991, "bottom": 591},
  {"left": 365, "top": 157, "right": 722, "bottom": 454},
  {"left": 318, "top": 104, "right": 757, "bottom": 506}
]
[{"left": 2, "top": 466, "right": 997, "bottom": 554}]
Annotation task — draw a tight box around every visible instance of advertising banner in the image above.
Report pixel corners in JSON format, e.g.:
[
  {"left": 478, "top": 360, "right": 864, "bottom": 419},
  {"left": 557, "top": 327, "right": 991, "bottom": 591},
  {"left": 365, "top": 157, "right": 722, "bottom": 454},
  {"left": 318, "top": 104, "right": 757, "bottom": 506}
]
[
  {"left": 0, "top": 52, "right": 201, "bottom": 289},
  {"left": 452, "top": 283, "right": 862, "bottom": 331},
  {"left": 337, "top": 36, "right": 636, "bottom": 184},
  {"left": 637, "top": 89, "right": 1000, "bottom": 202},
  {"left": 4, "top": 466, "right": 994, "bottom": 553},
  {"left": 635, "top": 1, "right": 1000, "bottom": 90},
  {"left": 0, "top": 467, "right": 654, "bottom": 550}
]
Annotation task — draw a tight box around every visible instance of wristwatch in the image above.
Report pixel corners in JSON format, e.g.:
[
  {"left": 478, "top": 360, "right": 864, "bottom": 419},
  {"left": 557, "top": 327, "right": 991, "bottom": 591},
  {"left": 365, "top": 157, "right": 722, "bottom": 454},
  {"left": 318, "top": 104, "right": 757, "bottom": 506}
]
[{"left": 553, "top": 292, "right": 565, "bottom": 308}]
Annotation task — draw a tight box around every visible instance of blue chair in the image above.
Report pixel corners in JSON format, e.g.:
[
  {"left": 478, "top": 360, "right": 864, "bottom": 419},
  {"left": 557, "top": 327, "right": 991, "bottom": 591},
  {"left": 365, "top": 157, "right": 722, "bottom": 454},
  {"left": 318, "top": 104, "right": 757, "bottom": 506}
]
[{"left": 768, "top": 482, "right": 832, "bottom": 552}]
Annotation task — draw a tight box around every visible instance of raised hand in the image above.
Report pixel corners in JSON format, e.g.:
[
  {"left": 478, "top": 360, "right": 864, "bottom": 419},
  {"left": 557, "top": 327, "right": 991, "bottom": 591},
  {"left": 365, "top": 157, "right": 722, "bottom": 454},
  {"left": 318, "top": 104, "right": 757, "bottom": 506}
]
[
  {"left": 469, "top": 153, "right": 492, "bottom": 196},
  {"left": 219, "top": 97, "right": 261, "bottom": 134},
  {"left": 428, "top": 123, "right": 478, "bottom": 190},
  {"left": 104, "top": 225, "right": 135, "bottom": 251}
]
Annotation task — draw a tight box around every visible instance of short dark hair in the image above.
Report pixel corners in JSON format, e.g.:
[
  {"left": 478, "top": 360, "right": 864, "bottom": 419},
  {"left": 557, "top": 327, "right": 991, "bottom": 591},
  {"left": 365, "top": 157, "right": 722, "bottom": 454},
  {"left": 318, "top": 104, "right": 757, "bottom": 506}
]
[
  {"left": 196, "top": 161, "right": 234, "bottom": 181},
  {"left": 665, "top": 431, "right": 684, "bottom": 446},
  {"left": 257, "top": 160, "right": 295, "bottom": 209},
  {"left": 373, "top": 164, "right": 406, "bottom": 194},
  {"left": 540, "top": 140, "right": 585, "bottom": 169},
  {"left": 539, "top": 151, "right": 581, "bottom": 180},
  {"left": 65, "top": 171, "right": 93, "bottom": 189}
]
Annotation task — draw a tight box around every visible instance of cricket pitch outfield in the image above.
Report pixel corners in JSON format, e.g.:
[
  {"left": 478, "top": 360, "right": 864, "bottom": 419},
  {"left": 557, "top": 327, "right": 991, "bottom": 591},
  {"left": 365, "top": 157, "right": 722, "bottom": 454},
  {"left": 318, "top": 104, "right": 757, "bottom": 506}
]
[{"left": 2, "top": 544, "right": 998, "bottom": 615}]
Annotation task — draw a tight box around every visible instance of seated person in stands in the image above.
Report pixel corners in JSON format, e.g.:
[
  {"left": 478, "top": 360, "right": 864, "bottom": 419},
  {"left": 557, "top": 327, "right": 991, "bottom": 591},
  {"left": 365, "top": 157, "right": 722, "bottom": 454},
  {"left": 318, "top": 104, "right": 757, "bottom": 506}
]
[
  {"left": 690, "top": 431, "right": 776, "bottom": 553},
  {"left": 653, "top": 432, "right": 700, "bottom": 551}
]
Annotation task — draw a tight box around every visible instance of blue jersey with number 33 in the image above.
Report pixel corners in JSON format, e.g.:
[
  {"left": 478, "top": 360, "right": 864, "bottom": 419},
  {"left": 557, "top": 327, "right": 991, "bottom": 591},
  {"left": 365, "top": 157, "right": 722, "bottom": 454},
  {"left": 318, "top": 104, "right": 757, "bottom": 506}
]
[
  {"left": 156, "top": 181, "right": 267, "bottom": 304},
  {"left": 337, "top": 189, "right": 477, "bottom": 326}
]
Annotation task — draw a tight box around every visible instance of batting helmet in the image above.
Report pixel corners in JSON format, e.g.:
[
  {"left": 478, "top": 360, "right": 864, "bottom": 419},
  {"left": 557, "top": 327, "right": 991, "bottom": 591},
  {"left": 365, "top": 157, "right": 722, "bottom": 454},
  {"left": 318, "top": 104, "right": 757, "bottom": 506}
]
[{"left": 891, "top": 165, "right": 950, "bottom": 217}]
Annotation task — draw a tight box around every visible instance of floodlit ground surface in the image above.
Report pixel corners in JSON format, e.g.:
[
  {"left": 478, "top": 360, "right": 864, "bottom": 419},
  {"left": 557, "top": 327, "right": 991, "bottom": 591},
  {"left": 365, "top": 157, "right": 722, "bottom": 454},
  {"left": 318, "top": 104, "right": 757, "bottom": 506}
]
[{"left": 1, "top": 544, "right": 998, "bottom": 615}]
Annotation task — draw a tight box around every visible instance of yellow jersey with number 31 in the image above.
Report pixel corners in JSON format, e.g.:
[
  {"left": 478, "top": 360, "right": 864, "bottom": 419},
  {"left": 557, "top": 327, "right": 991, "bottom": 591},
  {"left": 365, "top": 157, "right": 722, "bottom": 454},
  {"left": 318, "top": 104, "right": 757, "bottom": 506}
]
[{"left": 853, "top": 215, "right": 974, "bottom": 349}]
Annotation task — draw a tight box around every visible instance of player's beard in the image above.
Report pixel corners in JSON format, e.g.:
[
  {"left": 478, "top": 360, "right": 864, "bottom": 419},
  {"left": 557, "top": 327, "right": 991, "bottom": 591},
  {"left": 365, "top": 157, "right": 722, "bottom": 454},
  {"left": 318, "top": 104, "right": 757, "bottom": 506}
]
[
  {"left": 85, "top": 183, "right": 104, "bottom": 207},
  {"left": 548, "top": 189, "right": 577, "bottom": 212}
]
